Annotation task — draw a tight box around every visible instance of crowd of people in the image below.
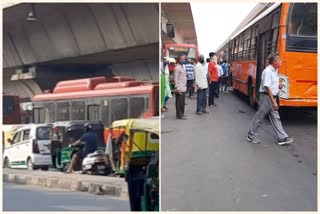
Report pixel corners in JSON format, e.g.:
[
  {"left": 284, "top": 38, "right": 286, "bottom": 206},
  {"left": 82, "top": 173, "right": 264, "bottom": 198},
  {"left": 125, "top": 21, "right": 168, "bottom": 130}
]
[
  {"left": 160, "top": 52, "right": 293, "bottom": 146},
  {"left": 161, "top": 52, "right": 230, "bottom": 119}
]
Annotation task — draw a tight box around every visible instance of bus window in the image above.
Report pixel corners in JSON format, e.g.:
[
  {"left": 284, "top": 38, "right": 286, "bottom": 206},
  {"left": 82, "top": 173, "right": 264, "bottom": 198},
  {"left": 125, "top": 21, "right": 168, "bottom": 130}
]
[
  {"left": 111, "top": 98, "right": 128, "bottom": 122},
  {"left": 129, "top": 97, "right": 145, "bottom": 118},
  {"left": 101, "top": 100, "right": 110, "bottom": 126},
  {"left": 145, "top": 97, "right": 150, "bottom": 111},
  {"left": 288, "top": 3, "right": 317, "bottom": 37},
  {"left": 71, "top": 101, "right": 85, "bottom": 120},
  {"left": 45, "top": 103, "right": 55, "bottom": 123},
  {"left": 88, "top": 105, "right": 100, "bottom": 121},
  {"left": 33, "top": 108, "right": 45, "bottom": 123},
  {"left": 168, "top": 47, "right": 196, "bottom": 60},
  {"left": 57, "top": 102, "right": 70, "bottom": 121}
]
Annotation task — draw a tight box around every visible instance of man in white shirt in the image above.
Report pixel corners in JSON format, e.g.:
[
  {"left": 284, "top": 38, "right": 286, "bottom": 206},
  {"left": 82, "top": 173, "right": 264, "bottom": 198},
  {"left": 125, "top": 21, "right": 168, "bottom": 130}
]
[
  {"left": 247, "top": 53, "right": 294, "bottom": 145},
  {"left": 194, "top": 54, "right": 209, "bottom": 115}
]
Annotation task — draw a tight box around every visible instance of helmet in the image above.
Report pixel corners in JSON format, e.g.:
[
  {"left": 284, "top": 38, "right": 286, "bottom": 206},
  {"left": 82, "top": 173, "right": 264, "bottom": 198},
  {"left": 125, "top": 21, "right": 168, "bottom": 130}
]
[{"left": 84, "top": 123, "right": 93, "bottom": 133}]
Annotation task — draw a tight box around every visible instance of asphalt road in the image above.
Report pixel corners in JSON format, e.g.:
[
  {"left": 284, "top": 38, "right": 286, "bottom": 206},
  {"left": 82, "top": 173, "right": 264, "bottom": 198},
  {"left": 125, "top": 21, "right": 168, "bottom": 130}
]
[
  {"left": 161, "top": 89, "right": 317, "bottom": 211},
  {"left": 3, "top": 183, "right": 130, "bottom": 211}
]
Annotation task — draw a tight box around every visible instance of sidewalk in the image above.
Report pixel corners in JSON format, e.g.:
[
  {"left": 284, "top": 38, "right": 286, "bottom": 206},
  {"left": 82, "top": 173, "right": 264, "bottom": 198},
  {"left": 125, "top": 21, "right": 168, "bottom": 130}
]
[{"left": 3, "top": 168, "right": 128, "bottom": 199}]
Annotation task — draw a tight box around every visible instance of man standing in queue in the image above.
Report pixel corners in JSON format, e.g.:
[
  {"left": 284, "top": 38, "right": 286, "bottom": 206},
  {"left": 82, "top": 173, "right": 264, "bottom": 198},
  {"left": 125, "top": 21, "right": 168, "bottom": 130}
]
[
  {"left": 194, "top": 54, "right": 209, "bottom": 115},
  {"left": 174, "top": 54, "right": 187, "bottom": 120},
  {"left": 66, "top": 123, "right": 98, "bottom": 173},
  {"left": 247, "top": 53, "right": 294, "bottom": 145},
  {"left": 208, "top": 52, "right": 219, "bottom": 107}
]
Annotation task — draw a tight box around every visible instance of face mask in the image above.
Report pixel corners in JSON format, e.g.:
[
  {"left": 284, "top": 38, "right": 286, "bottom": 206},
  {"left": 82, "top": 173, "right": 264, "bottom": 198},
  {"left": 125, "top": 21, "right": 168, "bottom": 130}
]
[
  {"left": 199, "top": 59, "right": 204, "bottom": 64},
  {"left": 182, "top": 60, "right": 187, "bottom": 65}
]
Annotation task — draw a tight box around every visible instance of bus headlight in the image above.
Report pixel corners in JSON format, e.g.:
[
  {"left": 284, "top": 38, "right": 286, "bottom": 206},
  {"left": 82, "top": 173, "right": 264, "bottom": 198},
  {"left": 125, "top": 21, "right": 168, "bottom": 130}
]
[{"left": 278, "top": 74, "right": 289, "bottom": 99}]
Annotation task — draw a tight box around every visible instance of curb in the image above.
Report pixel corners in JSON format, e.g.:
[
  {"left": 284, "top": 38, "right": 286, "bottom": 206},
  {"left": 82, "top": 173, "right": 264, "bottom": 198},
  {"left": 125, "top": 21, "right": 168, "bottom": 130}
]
[{"left": 3, "top": 172, "right": 128, "bottom": 199}]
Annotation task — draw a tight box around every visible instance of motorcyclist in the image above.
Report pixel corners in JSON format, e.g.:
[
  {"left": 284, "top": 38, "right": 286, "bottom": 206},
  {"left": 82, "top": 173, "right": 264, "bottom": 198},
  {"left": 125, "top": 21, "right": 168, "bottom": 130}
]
[{"left": 65, "top": 123, "right": 98, "bottom": 173}]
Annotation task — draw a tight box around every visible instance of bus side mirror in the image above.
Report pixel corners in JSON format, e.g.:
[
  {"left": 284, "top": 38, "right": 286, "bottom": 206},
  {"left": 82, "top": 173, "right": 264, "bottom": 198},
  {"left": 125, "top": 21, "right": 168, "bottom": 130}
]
[{"left": 7, "top": 138, "right": 12, "bottom": 144}]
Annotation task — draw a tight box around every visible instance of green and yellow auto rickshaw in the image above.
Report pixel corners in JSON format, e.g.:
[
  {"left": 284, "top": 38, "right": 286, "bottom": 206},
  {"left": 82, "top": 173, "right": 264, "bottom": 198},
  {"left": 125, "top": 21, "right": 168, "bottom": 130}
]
[
  {"left": 125, "top": 118, "right": 159, "bottom": 211},
  {"left": 51, "top": 121, "right": 105, "bottom": 172}
]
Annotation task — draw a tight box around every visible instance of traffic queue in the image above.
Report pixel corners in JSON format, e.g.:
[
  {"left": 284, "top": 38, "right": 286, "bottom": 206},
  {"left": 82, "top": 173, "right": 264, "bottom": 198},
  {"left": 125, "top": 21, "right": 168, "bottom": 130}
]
[{"left": 2, "top": 76, "right": 160, "bottom": 211}]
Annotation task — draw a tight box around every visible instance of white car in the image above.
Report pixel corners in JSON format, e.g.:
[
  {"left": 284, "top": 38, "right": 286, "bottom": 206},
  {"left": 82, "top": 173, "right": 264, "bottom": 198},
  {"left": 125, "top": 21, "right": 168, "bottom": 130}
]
[{"left": 3, "top": 124, "right": 52, "bottom": 170}]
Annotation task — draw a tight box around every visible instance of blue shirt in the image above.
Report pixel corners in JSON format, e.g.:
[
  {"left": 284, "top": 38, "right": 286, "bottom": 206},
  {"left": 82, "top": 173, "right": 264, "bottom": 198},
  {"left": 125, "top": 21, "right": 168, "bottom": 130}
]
[
  {"left": 80, "top": 131, "right": 98, "bottom": 153},
  {"left": 184, "top": 64, "right": 195, "bottom": 80},
  {"left": 221, "top": 63, "right": 228, "bottom": 77}
]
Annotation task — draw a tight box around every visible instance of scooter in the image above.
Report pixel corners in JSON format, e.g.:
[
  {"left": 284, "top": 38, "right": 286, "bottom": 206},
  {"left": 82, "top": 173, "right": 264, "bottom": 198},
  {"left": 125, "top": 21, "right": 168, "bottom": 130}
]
[
  {"left": 69, "top": 144, "right": 112, "bottom": 176},
  {"left": 82, "top": 150, "right": 112, "bottom": 175}
]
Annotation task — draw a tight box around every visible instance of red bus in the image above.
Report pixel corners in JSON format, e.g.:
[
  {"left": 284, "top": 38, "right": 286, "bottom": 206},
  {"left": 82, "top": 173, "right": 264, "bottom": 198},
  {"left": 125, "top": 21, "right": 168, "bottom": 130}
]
[
  {"left": 3, "top": 94, "right": 21, "bottom": 124},
  {"left": 219, "top": 3, "right": 317, "bottom": 108},
  {"left": 163, "top": 43, "right": 199, "bottom": 72},
  {"left": 32, "top": 76, "right": 159, "bottom": 126}
]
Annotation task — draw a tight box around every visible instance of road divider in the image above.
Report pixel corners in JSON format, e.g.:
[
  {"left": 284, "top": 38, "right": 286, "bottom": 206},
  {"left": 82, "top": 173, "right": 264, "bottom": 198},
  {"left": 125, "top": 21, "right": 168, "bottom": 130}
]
[{"left": 3, "top": 169, "right": 128, "bottom": 199}]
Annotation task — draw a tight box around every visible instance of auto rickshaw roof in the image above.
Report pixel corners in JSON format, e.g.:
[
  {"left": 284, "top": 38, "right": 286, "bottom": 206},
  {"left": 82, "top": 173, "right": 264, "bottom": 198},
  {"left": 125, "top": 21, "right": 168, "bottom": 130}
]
[
  {"left": 111, "top": 119, "right": 133, "bottom": 128},
  {"left": 130, "top": 119, "right": 159, "bottom": 135}
]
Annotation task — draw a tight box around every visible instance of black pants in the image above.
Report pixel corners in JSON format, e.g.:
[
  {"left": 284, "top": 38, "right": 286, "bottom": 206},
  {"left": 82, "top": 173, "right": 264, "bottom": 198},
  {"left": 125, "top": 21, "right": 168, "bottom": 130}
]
[
  {"left": 197, "top": 88, "right": 207, "bottom": 113},
  {"left": 175, "top": 92, "right": 185, "bottom": 118},
  {"left": 187, "top": 80, "right": 194, "bottom": 97},
  {"left": 221, "top": 77, "right": 228, "bottom": 91},
  {"left": 208, "top": 82, "right": 218, "bottom": 106}
]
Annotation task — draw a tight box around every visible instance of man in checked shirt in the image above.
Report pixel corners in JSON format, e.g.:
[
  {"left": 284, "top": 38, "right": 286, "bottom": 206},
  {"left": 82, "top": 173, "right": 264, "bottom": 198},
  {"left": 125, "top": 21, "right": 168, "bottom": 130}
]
[{"left": 174, "top": 54, "right": 188, "bottom": 120}]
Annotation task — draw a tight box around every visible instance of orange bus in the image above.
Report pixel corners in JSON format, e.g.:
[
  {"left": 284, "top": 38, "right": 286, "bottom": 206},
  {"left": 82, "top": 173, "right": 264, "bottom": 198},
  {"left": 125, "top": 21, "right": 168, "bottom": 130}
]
[
  {"left": 221, "top": 3, "right": 317, "bottom": 107},
  {"left": 32, "top": 76, "right": 159, "bottom": 126},
  {"left": 163, "top": 43, "right": 199, "bottom": 72},
  {"left": 3, "top": 94, "right": 21, "bottom": 124}
]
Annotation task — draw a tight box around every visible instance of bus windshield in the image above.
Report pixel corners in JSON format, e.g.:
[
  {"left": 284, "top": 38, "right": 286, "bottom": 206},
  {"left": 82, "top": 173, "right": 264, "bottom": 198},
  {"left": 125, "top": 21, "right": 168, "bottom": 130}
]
[
  {"left": 288, "top": 3, "right": 317, "bottom": 38},
  {"left": 167, "top": 46, "right": 196, "bottom": 60}
]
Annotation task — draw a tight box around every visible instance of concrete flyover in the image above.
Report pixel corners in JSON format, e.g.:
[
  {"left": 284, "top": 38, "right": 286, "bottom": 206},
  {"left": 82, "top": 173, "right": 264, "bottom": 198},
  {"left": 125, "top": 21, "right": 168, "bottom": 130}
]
[
  {"left": 161, "top": 3, "right": 197, "bottom": 45},
  {"left": 3, "top": 3, "right": 159, "bottom": 101}
]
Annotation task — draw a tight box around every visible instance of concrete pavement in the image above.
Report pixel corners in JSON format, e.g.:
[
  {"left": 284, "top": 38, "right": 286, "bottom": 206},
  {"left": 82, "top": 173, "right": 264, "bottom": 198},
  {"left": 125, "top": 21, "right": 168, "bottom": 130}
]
[{"left": 161, "top": 89, "right": 317, "bottom": 211}]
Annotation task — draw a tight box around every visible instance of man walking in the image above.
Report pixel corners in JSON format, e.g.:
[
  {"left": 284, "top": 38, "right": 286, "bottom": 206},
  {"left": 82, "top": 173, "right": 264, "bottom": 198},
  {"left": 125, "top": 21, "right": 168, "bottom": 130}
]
[
  {"left": 174, "top": 54, "right": 187, "bottom": 120},
  {"left": 247, "top": 53, "right": 294, "bottom": 145},
  {"left": 208, "top": 52, "right": 219, "bottom": 107},
  {"left": 184, "top": 59, "right": 195, "bottom": 99},
  {"left": 194, "top": 54, "right": 209, "bottom": 115}
]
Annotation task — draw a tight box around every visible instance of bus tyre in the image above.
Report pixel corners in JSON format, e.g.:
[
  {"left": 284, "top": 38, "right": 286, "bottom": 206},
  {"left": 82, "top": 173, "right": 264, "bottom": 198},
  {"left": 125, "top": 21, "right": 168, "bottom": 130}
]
[{"left": 3, "top": 157, "right": 10, "bottom": 168}]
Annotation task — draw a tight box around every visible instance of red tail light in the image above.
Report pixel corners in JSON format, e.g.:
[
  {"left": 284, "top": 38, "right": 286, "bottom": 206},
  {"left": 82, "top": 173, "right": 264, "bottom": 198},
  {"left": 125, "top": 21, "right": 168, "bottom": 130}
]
[{"left": 33, "top": 140, "right": 40, "bottom": 154}]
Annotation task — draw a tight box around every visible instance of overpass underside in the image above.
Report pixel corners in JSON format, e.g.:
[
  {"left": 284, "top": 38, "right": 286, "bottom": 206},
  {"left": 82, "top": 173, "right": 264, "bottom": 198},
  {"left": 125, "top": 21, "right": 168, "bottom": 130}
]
[{"left": 3, "top": 3, "right": 159, "bottom": 100}]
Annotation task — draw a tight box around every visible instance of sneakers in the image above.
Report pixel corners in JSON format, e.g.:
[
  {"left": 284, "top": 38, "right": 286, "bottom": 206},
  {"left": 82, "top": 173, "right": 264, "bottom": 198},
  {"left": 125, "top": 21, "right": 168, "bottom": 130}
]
[
  {"left": 202, "top": 110, "right": 209, "bottom": 114},
  {"left": 247, "top": 136, "right": 261, "bottom": 144},
  {"left": 196, "top": 112, "right": 202, "bottom": 115},
  {"left": 247, "top": 136, "right": 294, "bottom": 145},
  {"left": 278, "top": 137, "right": 294, "bottom": 146}
]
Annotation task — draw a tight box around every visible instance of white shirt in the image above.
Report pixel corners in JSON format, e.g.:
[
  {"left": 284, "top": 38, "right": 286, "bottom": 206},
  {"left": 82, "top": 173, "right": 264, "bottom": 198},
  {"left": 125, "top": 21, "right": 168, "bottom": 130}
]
[
  {"left": 259, "top": 64, "right": 279, "bottom": 95},
  {"left": 195, "top": 62, "right": 208, "bottom": 89},
  {"left": 217, "top": 65, "right": 224, "bottom": 77}
]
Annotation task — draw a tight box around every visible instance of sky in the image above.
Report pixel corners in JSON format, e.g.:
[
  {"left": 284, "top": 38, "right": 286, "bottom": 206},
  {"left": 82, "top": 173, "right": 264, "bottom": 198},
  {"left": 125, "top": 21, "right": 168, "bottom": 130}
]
[{"left": 191, "top": 2, "right": 257, "bottom": 58}]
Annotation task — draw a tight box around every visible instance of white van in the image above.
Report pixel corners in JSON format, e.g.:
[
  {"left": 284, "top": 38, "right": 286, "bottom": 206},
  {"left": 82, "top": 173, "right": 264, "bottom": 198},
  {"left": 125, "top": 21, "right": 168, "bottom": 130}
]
[{"left": 3, "top": 124, "right": 52, "bottom": 170}]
